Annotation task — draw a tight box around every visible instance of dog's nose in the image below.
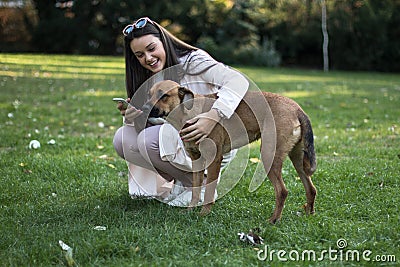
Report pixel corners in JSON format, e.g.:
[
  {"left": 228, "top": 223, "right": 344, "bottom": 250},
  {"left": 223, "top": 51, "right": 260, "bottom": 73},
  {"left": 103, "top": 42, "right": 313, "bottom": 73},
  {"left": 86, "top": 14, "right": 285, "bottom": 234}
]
[{"left": 142, "top": 103, "right": 160, "bottom": 117}]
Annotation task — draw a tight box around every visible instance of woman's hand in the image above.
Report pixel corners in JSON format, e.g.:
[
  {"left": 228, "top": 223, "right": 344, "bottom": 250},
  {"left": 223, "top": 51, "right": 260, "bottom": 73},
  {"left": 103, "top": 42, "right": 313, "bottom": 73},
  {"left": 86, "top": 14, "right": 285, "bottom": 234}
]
[
  {"left": 179, "top": 109, "right": 220, "bottom": 144},
  {"left": 117, "top": 98, "right": 130, "bottom": 116},
  {"left": 124, "top": 105, "right": 143, "bottom": 125},
  {"left": 117, "top": 98, "right": 143, "bottom": 124}
]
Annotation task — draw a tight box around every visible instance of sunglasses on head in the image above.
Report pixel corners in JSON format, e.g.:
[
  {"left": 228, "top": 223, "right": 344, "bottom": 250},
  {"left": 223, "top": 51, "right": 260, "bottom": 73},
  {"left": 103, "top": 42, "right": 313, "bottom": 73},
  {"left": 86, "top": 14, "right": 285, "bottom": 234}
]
[{"left": 122, "top": 17, "right": 154, "bottom": 36}]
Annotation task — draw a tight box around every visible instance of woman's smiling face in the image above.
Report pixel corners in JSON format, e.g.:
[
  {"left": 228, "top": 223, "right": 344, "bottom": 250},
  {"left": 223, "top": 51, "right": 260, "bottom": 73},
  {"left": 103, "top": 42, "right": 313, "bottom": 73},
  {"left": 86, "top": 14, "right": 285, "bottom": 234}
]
[{"left": 130, "top": 34, "right": 166, "bottom": 73}]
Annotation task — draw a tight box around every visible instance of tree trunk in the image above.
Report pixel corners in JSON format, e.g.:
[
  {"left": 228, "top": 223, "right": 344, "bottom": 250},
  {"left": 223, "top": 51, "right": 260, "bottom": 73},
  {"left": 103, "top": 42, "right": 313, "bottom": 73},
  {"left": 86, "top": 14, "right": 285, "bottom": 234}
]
[{"left": 321, "top": 0, "right": 329, "bottom": 72}]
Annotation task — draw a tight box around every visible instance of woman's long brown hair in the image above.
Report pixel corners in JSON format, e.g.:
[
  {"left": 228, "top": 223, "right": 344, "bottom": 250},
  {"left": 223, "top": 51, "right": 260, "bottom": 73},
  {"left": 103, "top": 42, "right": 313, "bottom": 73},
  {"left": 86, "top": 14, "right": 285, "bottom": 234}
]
[{"left": 124, "top": 20, "right": 198, "bottom": 108}]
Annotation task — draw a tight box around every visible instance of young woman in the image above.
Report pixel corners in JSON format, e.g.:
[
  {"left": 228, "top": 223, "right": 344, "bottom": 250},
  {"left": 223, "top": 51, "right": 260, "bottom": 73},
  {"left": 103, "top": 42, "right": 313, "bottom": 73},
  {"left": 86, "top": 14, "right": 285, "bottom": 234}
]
[{"left": 113, "top": 17, "right": 249, "bottom": 205}]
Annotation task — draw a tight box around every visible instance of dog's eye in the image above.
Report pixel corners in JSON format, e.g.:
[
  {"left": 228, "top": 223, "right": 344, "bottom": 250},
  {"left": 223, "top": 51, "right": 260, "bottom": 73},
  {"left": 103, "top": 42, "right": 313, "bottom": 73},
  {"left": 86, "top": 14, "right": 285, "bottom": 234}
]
[{"left": 160, "top": 94, "right": 169, "bottom": 100}]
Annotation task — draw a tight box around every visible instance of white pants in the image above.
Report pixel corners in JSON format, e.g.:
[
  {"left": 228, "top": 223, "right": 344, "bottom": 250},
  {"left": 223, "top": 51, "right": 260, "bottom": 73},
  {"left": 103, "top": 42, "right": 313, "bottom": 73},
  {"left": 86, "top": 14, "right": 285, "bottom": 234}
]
[{"left": 113, "top": 123, "right": 237, "bottom": 206}]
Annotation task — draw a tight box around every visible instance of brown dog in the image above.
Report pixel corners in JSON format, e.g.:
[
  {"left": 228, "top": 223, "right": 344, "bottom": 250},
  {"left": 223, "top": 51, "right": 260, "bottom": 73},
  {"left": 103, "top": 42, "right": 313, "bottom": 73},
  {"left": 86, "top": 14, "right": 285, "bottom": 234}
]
[{"left": 139, "top": 80, "right": 317, "bottom": 223}]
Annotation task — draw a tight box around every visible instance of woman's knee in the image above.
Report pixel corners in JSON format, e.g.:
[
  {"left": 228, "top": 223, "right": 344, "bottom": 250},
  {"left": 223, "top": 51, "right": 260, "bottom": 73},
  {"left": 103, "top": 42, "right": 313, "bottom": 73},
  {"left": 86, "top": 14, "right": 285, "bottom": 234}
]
[
  {"left": 137, "top": 126, "right": 161, "bottom": 161},
  {"left": 113, "top": 126, "right": 125, "bottom": 159},
  {"left": 113, "top": 125, "right": 140, "bottom": 159}
]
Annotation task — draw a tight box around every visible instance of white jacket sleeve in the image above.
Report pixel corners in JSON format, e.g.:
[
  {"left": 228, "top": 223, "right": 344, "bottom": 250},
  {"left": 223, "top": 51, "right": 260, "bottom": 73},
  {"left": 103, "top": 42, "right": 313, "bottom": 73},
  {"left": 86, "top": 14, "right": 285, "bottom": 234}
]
[
  {"left": 202, "top": 63, "right": 249, "bottom": 119},
  {"left": 181, "top": 50, "right": 249, "bottom": 119}
]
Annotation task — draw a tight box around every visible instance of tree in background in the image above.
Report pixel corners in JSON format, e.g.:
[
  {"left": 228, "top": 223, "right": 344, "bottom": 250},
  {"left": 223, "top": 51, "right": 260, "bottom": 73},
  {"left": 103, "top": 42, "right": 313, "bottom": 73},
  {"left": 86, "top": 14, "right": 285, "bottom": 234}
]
[
  {"left": 321, "top": 0, "right": 329, "bottom": 72},
  {"left": 4, "top": 0, "right": 399, "bottom": 71},
  {"left": 196, "top": 0, "right": 281, "bottom": 66},
  {"left": 0, "top": 0, "right": 38, "bottom": 51},
  {"left": 31, "top": 0, "right": 209, "bottom": 54},
  {"left": 328, "top": 0, "right": 400, "bottom": 71}
]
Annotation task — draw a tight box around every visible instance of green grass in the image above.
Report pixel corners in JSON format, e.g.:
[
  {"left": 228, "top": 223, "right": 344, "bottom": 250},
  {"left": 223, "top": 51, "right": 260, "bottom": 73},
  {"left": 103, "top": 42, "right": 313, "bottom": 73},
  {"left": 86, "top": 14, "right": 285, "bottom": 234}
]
[{"left": 1, "top": 54, "right": 399, "bottom": 266}]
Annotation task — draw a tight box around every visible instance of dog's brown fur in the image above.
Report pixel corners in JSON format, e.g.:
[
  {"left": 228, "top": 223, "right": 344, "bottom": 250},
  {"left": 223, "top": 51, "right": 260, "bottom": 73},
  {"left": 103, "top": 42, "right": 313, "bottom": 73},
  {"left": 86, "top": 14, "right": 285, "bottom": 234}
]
[{"left": 140, "top": 80, "right": 317, "bottom": 223}]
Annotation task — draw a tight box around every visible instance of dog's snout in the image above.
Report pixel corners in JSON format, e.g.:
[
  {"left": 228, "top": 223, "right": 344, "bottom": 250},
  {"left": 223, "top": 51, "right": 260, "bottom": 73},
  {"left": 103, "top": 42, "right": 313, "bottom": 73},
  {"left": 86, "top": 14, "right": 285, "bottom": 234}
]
[{"left": 142, "top": 103, "right": 161, "bottom": 118}]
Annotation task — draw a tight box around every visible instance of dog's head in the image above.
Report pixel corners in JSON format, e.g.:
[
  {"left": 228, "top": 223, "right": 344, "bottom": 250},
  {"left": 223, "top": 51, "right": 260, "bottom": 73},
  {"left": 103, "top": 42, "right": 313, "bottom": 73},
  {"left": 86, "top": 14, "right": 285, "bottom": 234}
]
[
  {"left": 134, "top": 80, "right": 195, "bottom": 132},
  {"left": 143, "top": 80, "right": 194, "bottom": 117}
]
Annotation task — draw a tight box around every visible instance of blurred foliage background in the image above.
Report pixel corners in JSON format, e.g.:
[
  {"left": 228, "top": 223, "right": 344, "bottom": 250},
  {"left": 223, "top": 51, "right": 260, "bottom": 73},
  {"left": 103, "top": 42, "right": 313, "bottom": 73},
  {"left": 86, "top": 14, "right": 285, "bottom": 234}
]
[{"left": 1, "top": 0, "right": 399, "bottom": 71}]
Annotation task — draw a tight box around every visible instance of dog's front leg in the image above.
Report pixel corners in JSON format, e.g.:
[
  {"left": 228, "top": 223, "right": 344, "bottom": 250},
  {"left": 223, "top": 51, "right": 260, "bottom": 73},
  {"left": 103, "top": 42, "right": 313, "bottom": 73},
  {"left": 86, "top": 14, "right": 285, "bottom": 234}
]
[
  {"left": 188, "top": 170, "right": 204, "bottom": 210},
  {"left": 200, "top": 158, "right": 222, "bottom": 216}
]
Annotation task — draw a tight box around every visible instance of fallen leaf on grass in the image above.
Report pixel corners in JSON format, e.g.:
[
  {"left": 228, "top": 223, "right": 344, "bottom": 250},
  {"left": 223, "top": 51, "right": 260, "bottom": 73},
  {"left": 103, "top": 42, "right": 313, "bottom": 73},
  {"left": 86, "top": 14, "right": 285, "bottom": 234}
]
[
  {"left": 130, "top": 246, "right": 140, "bottom": 253},
  {"left": 249, "top": 158, "right": 261, "bottom": 164},
  {"left": 107, "top": 163, "right": 116, "bottom": 169}
]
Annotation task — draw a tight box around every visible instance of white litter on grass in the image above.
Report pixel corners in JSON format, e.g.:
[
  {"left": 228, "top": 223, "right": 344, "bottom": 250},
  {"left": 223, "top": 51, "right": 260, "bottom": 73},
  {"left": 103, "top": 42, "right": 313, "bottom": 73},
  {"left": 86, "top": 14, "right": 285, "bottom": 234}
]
[
  {"left": 12, "top": 99, "right": 21, "bottom": 109},
  {"left": 7, "top": 113, "right": 14, "bottom": 118},
  {"left": 47, "top": 139, "right": 56, "bottom": 145},
  {"left": 93, "top": 226, "right": 107, "bottom": 231},
  {"left": 59, "top": 240, "right": 71, "bottom": 251},
  {"left": 58, "top": 240, "right": 75, "bottom": 267},
  {"left": 29, "top": 140, "right": 41, "bottom": 149},
  {"left": 238, "top": 232, "right": 264, "bottom": 245}
]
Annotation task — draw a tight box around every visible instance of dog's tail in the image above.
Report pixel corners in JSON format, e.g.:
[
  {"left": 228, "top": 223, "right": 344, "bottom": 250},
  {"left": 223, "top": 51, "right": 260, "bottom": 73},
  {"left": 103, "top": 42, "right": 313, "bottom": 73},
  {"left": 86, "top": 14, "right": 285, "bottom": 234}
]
[{"left": 298, "top": 110, "right": 317, "bottom": 176}]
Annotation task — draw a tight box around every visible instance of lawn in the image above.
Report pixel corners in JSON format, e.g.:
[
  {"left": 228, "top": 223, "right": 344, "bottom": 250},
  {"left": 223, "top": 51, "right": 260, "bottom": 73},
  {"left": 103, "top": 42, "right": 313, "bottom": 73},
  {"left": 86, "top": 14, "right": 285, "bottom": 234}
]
[{"left": 0, "top": 54, "right": 399, "bottom": 266}]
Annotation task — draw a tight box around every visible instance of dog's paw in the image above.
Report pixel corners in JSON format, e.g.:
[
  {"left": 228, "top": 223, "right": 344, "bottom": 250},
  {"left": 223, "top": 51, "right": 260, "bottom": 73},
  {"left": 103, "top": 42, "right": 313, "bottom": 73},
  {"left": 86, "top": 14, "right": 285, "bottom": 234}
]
[
  {"left": 199, "top": 205, "right": 212, "bottom": 216},
  {"left": 188, "top": 199, "right": 200, "bottom": 209},
  {"left": 268, "top": 216, "right": 280, "bottom": 224},
  {"left": 302, "top": 203, "right": 315, "bottom": 215}
]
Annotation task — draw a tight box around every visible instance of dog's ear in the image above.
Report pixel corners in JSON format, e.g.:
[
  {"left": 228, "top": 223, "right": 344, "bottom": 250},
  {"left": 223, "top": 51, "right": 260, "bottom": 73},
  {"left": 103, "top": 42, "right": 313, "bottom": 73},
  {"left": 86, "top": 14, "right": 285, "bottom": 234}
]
[{"left": 178, "top": 86, "right": 194, "bottom": 110}]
